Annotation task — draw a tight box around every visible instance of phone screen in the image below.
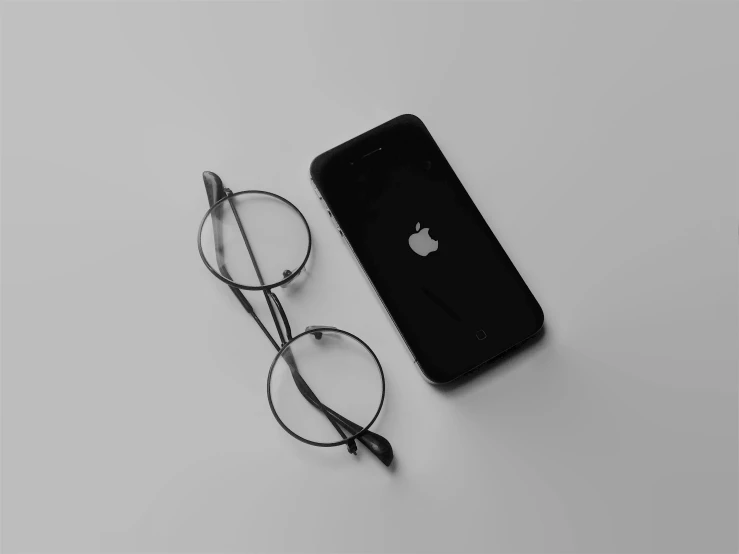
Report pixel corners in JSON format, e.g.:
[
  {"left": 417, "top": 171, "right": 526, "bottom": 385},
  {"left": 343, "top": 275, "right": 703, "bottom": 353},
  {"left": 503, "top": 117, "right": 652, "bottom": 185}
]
[{"left": 312, "top": 116, "right": 543, "bottom": 383}]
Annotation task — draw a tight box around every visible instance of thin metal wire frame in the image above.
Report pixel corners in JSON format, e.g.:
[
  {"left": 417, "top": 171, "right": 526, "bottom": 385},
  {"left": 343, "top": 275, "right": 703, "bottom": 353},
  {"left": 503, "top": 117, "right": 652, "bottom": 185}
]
[
  {"left": 267, "top": 327, "right": 386, "bottom": 448},
  {"left": 197, "top": 172, "right": 393, "bottom": 466}
]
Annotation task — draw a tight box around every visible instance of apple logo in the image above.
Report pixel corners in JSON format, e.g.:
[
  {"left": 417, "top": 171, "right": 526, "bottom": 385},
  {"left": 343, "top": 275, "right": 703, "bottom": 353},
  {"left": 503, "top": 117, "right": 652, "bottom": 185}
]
[{"left": 409, "top": 222, "right": 438, "bottom": 256}]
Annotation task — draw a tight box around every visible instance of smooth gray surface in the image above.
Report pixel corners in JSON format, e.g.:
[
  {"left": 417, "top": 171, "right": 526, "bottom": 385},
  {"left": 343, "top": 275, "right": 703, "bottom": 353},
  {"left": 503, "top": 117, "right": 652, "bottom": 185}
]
[{"left": 2, "top": 3, "right": 737, "bottom": 553}]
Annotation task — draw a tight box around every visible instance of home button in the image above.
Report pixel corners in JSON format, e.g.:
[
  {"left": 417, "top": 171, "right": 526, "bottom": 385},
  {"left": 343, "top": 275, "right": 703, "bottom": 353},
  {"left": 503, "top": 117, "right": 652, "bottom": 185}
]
[{"left": 475, "top": 329, "right": 487, "bottom": 340}]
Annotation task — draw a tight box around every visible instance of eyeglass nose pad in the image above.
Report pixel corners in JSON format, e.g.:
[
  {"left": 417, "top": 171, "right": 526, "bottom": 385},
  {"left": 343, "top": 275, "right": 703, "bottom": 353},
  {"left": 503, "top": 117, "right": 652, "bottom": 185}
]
[
  {"left": 280, "top": 268, "right": 304, "bottom": 288},
  {"left": 304, "top": 326, "right": 338, "bottom": 340},
  {"left": 280, "top": 270, "right": 293, "bottom": 287}
]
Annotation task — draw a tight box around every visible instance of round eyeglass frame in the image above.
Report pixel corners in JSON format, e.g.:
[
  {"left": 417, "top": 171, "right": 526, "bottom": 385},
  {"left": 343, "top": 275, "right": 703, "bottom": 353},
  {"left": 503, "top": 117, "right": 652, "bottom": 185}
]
[
  {"left": 197, "top": 190, "right": 313, "bottom": 292},
  {"left": 266, "top": 327, "right": 386, "bottom": 448}
]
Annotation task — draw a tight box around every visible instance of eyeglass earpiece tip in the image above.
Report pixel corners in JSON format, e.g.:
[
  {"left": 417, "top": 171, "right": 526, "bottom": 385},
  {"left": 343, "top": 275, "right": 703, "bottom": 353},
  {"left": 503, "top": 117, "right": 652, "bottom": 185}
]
[{"left": 202, "top": 170, "right": 222, "bottom": 184}]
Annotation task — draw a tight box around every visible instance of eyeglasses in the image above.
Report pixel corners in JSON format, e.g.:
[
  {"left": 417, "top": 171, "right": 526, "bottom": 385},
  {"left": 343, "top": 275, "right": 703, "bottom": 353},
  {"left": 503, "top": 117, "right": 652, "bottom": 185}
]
[{"left": 197, "top": 171, "right": 394, "bottom": 466}]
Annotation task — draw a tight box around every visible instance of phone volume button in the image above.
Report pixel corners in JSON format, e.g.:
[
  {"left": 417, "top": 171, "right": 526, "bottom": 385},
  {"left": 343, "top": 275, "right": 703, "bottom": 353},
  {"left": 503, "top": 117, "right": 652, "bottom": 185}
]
[{"left": 312, "top": 183, "right": 322, "bottom": 200}]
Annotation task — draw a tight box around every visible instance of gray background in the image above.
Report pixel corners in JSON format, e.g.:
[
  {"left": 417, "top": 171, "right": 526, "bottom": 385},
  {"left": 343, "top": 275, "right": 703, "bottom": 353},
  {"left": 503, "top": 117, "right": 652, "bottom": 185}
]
[{"left": 2, "top": 2, "right": 737, "bottom": 553}]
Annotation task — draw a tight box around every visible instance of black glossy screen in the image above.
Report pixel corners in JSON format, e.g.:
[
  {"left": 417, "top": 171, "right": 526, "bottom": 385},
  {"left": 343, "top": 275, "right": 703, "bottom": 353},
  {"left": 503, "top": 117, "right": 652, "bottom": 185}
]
[{"left": 311, "top": 115, "right": 543, "bottom": 383}]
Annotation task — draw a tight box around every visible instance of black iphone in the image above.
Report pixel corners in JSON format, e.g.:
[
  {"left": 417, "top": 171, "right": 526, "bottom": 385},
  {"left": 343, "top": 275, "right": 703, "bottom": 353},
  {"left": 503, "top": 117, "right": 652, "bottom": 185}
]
[{"left": 310, "top": 114, "right": 543, "bottom": 384}]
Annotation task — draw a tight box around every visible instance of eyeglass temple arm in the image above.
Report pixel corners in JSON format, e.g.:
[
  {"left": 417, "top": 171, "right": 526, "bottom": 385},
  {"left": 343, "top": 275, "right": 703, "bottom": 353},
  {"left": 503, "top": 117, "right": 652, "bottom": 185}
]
[
  {"left": 267, "top": 292, "right": 292, "bottom": 342},
  {"left": 203, "top": 171, "right": 355, "bottom": 449},
  {"left": 264, "top": 294, "right": 363, "bottom": 456},
  {"left": 280, "top": 348, "right": 356, "bottom": 452},
  {"left": 203, "top": 171, "right": 284, "bottom": 348},
  {"left": 262, "top": 296, "right": 369, "bottom": 457},
  {"left": 222, "top": 180, "right": 290, "bottom": 346},
  {"left": 283, "top": 344, "right": 393, "bottom": 466},
  {"left": 300, "top": 327, "right": 393, "bottom": 465},
  {"left": 266, "top": 294, "right": 396, "bottom": 462}
]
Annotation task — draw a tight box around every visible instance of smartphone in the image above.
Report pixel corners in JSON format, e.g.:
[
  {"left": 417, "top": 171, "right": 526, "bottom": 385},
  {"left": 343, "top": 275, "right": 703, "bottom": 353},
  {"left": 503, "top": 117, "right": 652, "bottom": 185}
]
[{"left": 310, "top": 114, "right": 543, "bottom": 384}]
